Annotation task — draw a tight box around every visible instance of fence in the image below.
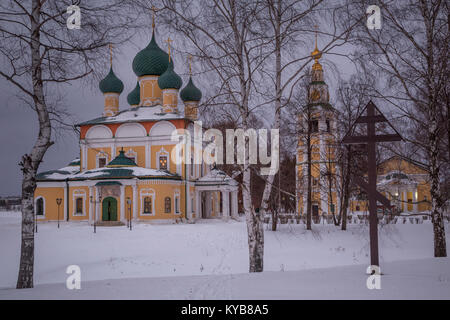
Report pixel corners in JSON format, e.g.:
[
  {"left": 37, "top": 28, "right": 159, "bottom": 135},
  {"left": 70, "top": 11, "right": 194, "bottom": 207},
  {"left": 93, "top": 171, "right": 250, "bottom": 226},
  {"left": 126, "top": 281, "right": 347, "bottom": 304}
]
[{"left": 263, "top": 212, "right": 450, "bottom": 225}]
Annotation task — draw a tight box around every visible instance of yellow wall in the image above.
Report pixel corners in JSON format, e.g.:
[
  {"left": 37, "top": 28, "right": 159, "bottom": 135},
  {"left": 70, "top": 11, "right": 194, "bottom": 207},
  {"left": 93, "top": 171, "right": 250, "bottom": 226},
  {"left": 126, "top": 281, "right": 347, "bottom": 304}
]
[
  {"left": 137, "top": 183, "right": 185, "bottom": 220},
  {"left": 34, "top": 187, "right": 65, "bottom": 221},
  {"left": 140, "top": 77, "right": 162, "bottom": 106}
]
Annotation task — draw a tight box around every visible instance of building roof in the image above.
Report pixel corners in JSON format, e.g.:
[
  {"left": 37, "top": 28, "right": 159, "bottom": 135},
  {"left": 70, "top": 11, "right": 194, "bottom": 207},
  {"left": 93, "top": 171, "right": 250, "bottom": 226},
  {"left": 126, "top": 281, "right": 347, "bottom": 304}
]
[
  {"left": 36, "top": 158, "right": 180, "bottom": 182},
  {"left": 196, "top": 168, "right": 238, "bottom": 186},
  {"left": 158, "top": 59, "right": 182, "bottom": 90},
  {"left": 99, "top": 67, "right": 124, "bottom": 94},
  {"left": 180, "top": 77, "right": 202, "bottom": 102},
  {"left": 132, "top": 31, "right": 169, "bottom": 77},
  {"left": 107, "top": 150, "right": 137, "bottom": 167},
  {"left": 378, "top": 155, "right": 429, "bottom": 173},
  {"left": 127, "top": 82, "right": 140, "bottom": 106},
  {"left": 76, "top": 106, "right": 185, "bottom": 127}
]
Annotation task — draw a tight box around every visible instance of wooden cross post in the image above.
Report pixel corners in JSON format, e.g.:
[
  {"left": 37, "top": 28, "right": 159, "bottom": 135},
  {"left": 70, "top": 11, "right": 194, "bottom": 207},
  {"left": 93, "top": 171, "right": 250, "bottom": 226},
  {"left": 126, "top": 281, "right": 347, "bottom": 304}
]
[
  {"left": 188, "top": 54, "right": 192, "bottom": 75},
  {"left": 151, "top": 6, "right": 158, "bottom": 29},
  {"left": 342, "top": 101, "right": 402, "bottom": 267},
  {"left": 109, "top": 43, "right": 113, "bottom": 67},
  {"left": 165, "top": 37, "right": 173, "bottom": 62}
]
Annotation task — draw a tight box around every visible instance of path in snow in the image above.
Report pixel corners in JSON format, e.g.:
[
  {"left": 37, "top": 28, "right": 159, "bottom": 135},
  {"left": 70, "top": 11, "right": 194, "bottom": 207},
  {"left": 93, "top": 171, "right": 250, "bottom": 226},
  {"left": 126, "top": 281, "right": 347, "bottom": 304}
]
[{"left": 1, "top": 258, "right": 449, "bottom": 299}]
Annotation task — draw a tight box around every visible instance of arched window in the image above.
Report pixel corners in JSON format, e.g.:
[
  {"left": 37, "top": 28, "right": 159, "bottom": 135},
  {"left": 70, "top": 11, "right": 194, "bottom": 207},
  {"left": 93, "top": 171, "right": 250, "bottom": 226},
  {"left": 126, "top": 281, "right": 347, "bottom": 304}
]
[
  {"left": 144, "top": 197, "right": 152, "bottom": 214},
  {"left": 164, "top": 197, "right": 171, "bottom": 213},
  {"left": 36, "top": 198, "right": 44, "bottom": 216},
  {"left": 159, "top": 156, "right": 168, "bottom": 170}
]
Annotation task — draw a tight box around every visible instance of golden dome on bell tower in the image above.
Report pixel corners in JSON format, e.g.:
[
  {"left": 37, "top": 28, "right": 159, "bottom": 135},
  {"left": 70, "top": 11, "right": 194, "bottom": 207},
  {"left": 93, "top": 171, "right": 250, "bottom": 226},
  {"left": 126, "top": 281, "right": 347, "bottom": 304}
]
[{"left": 311, "top": 25, "right": 323, "bottom": 71}]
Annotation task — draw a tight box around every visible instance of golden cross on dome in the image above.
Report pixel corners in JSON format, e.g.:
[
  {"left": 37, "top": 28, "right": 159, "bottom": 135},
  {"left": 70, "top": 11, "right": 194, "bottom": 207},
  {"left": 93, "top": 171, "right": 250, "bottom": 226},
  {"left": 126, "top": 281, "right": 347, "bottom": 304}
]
[
  {"left": 314, "top": 24, "right": 319, "bottom": 50},
  {"left": 109, "top": 43, "right": 113, "bottom": 67},
  {"left": 166, "top": 37, "right": 173, "bottom": 62},
  {"left": 188, "top": 54, "right": 193, "bottom": 75},
  {"left": 151, "top": 6, "right": 158, "bottom": 29}
]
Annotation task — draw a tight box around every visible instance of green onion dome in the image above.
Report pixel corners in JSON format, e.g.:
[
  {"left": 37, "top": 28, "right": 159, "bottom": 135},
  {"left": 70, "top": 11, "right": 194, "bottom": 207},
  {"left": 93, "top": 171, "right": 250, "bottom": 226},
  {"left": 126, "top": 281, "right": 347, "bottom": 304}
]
[
  {"left": 158, "top": 59, "right": 182, "bottom": 90},
  {"left": 99, "top": 67, "right": 124, "bottom": 94},
  {"left": 132, "top": 31, "right": 169, "bottom": 77},
  {"left": 107, "top": 150, "right": 137, "bottom": 167},
  {"left": 180, "top": 77, "right": 202, "bottom": 102},
  {"left": 127, "top": 81, "right": 140, "bottom": 106}
]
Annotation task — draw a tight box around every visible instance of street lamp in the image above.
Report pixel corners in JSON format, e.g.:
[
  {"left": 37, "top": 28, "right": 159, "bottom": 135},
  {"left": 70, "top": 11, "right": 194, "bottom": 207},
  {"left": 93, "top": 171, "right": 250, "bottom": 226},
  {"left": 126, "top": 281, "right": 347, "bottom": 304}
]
[
  {"left": 56, "top": 198, "right": 62, "bottom": 228},
  {"left": 126, "top": 197, "right": 132, "bottom": 231},
  {"left": 90, "top": 193, "right": 102, "bottom": 233},
  {"left": 35, "top": 206, "right": 38, "bottom": 233}
]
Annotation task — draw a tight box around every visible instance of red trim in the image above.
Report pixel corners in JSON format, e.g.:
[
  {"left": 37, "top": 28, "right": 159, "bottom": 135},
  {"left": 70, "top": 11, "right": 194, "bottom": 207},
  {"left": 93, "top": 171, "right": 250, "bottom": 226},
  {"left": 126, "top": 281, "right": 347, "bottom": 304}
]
[{"left": 79, "top": 119, "right": 189, "bottom": 139}]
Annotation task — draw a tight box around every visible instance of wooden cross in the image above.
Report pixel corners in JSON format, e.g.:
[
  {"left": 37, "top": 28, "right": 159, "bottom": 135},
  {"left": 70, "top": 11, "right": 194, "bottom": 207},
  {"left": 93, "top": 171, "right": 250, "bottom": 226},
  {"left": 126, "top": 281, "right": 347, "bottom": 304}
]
[
  {"left": 165, "top": 37, "right": 173, "bottom": 62},
  {"left": 342, "top": 101, "right": 402, "bottom": 268},
  {"left": 109, "top": 43, "right": 113, "bottom": 67},
  {"left": 188, "top": 54, "right": 193, "bottom": 75},
  {"left": 152, "top": 6, "right": 158, "bottom": 29}
]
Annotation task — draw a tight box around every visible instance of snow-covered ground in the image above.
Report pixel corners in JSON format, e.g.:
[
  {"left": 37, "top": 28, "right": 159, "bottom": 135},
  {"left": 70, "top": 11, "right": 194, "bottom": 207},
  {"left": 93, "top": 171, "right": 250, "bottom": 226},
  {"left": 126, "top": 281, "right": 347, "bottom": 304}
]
[{"left": 0, "top": 211, "right": 449, "bottom": 299}]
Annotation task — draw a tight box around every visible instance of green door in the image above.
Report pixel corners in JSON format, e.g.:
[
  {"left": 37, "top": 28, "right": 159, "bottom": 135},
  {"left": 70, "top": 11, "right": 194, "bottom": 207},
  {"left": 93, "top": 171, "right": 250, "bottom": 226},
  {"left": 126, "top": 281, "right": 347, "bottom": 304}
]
[{"left": 102, "top": 197, "right": 117, "bottom": 221}]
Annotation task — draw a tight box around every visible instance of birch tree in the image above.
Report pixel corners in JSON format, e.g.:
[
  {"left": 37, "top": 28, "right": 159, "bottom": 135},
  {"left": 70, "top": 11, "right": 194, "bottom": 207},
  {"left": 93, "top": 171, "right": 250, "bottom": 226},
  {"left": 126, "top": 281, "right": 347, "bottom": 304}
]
[
  {"left": 157, "top": 0, "right": 269, "bottom": 272},
  {"left": 0, "top": 0, "right": 136, "bottom": 288}
]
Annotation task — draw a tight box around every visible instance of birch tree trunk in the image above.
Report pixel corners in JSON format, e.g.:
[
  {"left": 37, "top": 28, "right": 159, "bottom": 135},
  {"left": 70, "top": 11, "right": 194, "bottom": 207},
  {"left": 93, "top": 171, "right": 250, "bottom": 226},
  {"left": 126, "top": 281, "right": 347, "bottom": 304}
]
[
  {"left": 16, "top": 0, "right": 54, "bottom": 289},
  {"left": 259, "top": 0, "right": 281, "bottom": 227},
  {"left": 340, "top": 146, "right": 351, "bottom": 231}
]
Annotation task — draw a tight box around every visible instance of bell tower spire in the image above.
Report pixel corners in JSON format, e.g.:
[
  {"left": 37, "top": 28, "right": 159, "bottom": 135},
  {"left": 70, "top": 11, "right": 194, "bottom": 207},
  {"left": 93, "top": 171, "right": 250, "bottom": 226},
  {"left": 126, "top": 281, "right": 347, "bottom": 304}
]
[{"left": 309, "top": 25, "right": 329, "bottom": 104}]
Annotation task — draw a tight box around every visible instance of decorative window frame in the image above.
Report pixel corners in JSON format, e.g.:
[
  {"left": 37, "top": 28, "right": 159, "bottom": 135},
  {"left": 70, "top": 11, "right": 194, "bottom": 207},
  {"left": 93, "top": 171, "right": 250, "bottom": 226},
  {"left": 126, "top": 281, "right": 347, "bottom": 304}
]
[
  {"left": 156, "top": 147, "right": 170, "bottom": 171},
  {"left": 125, "top": 148, "right": 138, "bottom": 164},
  {"left": 140, "top": 188, "right": 155, "bottom": 216},
  {"left": 34, "top": 196, "right": 45, "bottom": 219},
  {"left": 72, "top": 189, "right": 86, "bottom": 217},
  {"left": 96, "top": 151, "right": 109, "bottom": 168}
]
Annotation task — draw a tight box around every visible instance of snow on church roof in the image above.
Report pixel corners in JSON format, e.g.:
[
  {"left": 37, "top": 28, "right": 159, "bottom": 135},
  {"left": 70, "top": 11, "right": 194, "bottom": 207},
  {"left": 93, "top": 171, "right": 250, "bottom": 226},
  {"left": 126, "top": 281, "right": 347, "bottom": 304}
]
[
  {"left": 196, "top": 168, "right": 238, "bottom": 186},
  {"left": 76, "top": 106, "right": 185, "bottom": 126},
  {"left": 37, "top": 160, "right": 180, "bottom": 182}
]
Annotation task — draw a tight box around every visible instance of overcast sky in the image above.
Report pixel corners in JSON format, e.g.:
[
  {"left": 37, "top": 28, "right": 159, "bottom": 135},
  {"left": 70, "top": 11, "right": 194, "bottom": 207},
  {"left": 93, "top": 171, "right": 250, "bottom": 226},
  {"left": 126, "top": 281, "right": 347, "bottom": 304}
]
[{"left": 0, "top": 18, "right": 355, "bottom": 197}]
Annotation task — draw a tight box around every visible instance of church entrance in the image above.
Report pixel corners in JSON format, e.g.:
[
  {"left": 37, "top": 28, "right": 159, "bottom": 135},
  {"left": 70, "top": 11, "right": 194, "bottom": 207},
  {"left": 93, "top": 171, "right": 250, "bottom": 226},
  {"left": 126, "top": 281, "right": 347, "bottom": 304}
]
[{"left": 102, "top": 197, "right": 117, "bottom": 221}]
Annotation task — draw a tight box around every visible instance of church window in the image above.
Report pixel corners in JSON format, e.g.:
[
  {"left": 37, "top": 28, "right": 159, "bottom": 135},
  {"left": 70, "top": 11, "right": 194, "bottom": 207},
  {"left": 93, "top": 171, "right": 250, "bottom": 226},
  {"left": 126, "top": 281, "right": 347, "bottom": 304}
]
[
  {"left": 326, "top": 120, "right": 331, "bottom": 132},
  {"left": 75, "top": 198, "right": 83, "bottom": 215},
  {"left": 310, "top": 120, "right": 319, "bottom": 133},
  {"left": 175, "top": 195, "right": 180, "bottom": 214},
  {"left": 144, "top": 197, "right": 152, "bottom": 214},
  {"left": 98, "top": 157, "right": 107, "bottom": 168},
  {"left": 312, "top": 177, "right": 318, "bottom": 186},
  {"left": 36, "top": 198, "right": 44, "bottom": 216},
  {"left": 159, "top": 156, "right": 168, "bottom": 170},
  {"left": 165, "top": 197, "right": 171, "bottom": 213}
]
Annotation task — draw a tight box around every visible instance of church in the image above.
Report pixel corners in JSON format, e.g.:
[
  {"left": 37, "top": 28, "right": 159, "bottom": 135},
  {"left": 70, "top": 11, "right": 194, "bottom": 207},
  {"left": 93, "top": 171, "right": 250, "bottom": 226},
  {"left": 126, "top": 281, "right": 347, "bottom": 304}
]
[{"left": 33, "top": 24, "right": 239, "bottom": 225}]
